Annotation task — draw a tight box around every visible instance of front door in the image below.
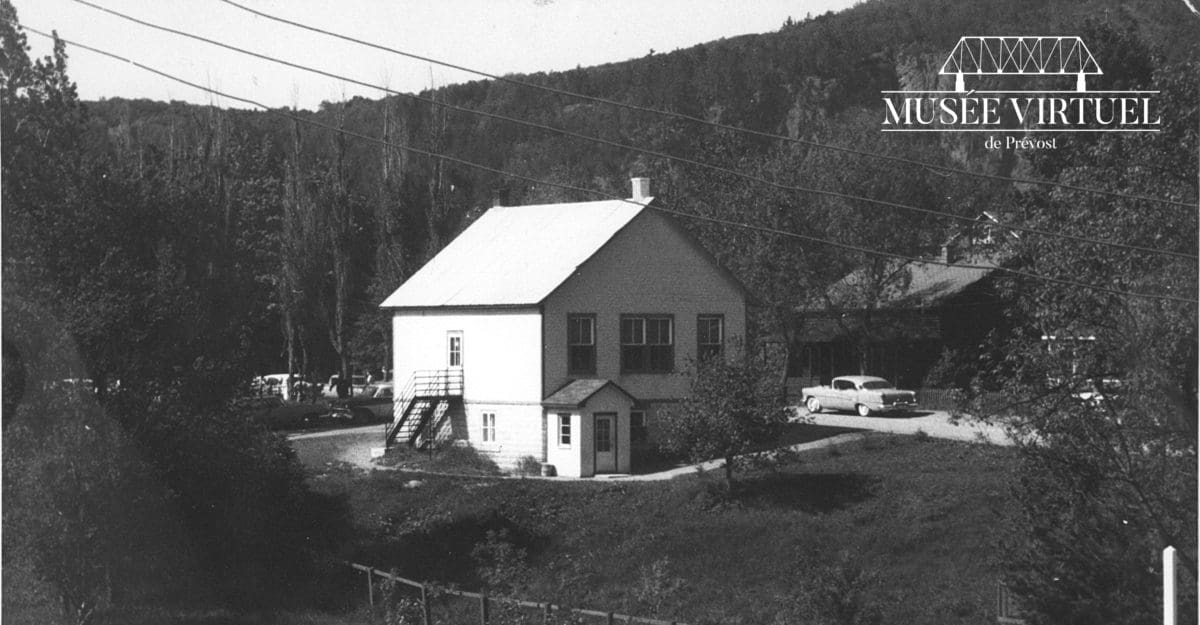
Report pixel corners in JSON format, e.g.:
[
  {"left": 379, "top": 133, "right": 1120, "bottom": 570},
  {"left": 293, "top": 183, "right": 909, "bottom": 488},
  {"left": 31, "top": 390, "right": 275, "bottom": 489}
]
[{"left": 594, "top": 413, "right": 617, "bottom": 473}]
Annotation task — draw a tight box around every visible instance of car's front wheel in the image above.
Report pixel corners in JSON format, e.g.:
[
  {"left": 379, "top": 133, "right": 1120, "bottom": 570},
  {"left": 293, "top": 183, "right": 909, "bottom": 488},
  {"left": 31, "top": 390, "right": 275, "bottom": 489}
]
[
  {"left": 806, "top": 397, "right": 822, "bottom": 414},
  {"left": 856, "top": 403, "right": 871, "bottom": 417}
]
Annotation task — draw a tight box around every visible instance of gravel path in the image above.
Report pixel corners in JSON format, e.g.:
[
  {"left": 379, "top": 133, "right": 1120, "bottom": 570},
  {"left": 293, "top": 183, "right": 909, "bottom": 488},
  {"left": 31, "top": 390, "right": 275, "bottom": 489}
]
[
  {"left": 288, "top": 409, "right": 1014, "bottom": 480},
  {"left": 796, "top": 408, "right": 1015, "bottom": 446},
  {"left": 289, "top": 424, "right": 389, "bottom": 471}
]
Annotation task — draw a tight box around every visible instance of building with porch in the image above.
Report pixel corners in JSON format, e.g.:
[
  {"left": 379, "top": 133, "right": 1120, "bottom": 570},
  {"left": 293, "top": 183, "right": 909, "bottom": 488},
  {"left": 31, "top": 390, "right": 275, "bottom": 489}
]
[
  {"left": 379, "top": 178, "right": 747, "bottom": 477},
  {"left": 787, "top": 214, "right": 1017, "bottom": 393}
]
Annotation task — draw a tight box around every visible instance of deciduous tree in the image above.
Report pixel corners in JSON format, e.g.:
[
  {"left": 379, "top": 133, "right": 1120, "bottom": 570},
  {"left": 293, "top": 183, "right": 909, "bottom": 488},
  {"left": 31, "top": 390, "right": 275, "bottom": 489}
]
[
  {"left": 972, "top": 36, "right": 1198, "bottom": 624},
  {"left": 657, "top": 354, "right": 791, "bottom": 485}
]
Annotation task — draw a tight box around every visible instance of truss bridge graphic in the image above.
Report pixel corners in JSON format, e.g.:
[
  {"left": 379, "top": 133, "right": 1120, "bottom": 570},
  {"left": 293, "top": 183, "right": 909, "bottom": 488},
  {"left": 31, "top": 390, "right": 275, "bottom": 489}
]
[{"left": 940, "top": 36, "right": 1102, "bottom": 92}]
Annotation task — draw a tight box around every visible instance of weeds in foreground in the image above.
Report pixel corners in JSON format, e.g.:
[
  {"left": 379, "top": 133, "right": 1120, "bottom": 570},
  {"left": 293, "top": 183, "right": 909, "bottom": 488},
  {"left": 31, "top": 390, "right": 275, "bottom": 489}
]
[
  {"left": 633, "top": 557, "right": 686, "bottom": 617},
  {"left": 776, "top": 550, "right": 882, "bottom": 625}
]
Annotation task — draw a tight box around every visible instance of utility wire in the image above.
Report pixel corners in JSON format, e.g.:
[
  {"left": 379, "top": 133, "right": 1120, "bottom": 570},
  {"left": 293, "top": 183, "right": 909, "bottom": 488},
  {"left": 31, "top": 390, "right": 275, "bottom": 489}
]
[
  {"left": 66, "top": 0, "right": 1200, "bottom": 262},
  {"left": 214, "top": 0, "right": 1198, "bottom": 211},
  {"left": 16, "top": 24, "right": 1197, "bottom": 306}
]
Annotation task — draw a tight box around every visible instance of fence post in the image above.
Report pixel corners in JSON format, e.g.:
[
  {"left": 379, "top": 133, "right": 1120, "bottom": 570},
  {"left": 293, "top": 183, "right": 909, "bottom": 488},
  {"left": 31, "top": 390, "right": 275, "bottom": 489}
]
[
  {"left": 366, "top": 568, "right": 374, "bottom": 607},
  {"left": 480, "top": 593, "right": 489, "bottom": 625},
  {"left": 1164, "top": 546, "right": 1177, "bottom": 625},
  {"left": 606, "top": 612, "right": 614, "bottom": 625},
  {"left": 421, "top": 584, "right": 431, "bottom": 625}
]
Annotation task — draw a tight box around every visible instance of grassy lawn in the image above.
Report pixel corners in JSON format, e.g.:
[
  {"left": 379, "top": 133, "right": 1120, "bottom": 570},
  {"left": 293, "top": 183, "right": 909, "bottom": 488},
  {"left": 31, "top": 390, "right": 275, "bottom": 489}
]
[
  {"left": 360, "top": 422, "right": 862, "bottom": 477},
  {"left": 315, "top": 432, "right": 1015, "bottom": 625}
]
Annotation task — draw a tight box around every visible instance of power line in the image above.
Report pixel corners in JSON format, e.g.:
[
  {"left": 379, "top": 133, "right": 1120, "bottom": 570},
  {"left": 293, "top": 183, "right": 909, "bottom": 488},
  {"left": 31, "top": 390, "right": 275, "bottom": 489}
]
[
  {"left": 66, "top": 0, "right": 1200, "bottom": 262},
  {"left": 15, "top": 23, "right": 1197, "bottom": 306},
  {"left": 214, "top": 0, "right": 1198, "bottom": 211}
]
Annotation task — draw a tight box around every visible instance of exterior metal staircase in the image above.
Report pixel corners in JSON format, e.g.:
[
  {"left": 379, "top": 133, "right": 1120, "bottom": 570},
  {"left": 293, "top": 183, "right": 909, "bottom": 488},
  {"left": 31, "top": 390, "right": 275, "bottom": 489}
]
[{"left": 385, "top": 369, "right": 463, "bottom": 447}]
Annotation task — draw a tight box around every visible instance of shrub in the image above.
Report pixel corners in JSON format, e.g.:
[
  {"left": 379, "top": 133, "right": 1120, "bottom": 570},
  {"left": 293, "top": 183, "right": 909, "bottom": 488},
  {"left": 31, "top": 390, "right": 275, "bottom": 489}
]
[
  {"left": 778, "top": 550, "right": 882, "bottom": 625},
  {"left": 657, "top": 356, "right": 790, "bottom": 486},
  {"left": 3, "top": 393, "right": 184, "bottom": 624},
  {"left": 633, "top": 557, "right": 685, "bottom": 617},
  {"left": 471, "top": 529, "right": 531, "bottom": 595},
  {"left": 513, "top": 455, "right": 542, "bottom": 477}
]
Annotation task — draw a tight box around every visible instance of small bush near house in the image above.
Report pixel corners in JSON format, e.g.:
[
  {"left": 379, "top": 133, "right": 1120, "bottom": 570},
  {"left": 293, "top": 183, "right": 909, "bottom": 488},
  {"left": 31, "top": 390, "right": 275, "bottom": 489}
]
[{"left": 514, "top": 455, "right": 543, "bottom": 477}]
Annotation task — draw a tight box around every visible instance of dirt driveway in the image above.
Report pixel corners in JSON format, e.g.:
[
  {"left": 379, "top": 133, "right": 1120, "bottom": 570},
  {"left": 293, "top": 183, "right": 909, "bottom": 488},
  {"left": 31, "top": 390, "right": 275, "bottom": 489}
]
[
  {"left": 289, "top": 424, "right": 388, "bottom": 471},
  {"left": 794, "top": 407, "right": 1015, "bottom": 446}
]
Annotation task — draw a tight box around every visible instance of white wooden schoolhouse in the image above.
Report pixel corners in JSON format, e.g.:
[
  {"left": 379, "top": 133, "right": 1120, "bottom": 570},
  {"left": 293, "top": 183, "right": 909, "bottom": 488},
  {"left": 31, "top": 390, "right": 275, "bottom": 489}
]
[{"left": 379, "top": 178, "right": 747, "bottom": 477}]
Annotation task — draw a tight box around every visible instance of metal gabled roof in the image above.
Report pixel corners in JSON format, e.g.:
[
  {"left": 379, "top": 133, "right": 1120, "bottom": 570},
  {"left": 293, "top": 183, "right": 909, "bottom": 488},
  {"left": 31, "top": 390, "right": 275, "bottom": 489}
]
[
  {"left": 822, "top": 255, "right": 1001, "bottom": 310},
  {"left": 380, "top": 198, "right": 650, "bottom": 309}
]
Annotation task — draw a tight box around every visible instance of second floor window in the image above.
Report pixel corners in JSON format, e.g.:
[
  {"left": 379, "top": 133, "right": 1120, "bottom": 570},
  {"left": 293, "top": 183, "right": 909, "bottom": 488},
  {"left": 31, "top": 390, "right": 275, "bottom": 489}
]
[
  {"left": 697, "top": 315, "right": 724, "bottom": 363},
  {"left": 621, "top": 315, "right": 673, "bottom": 373},
  {"left": 448, "top": 332, "right": 463, "bottom": 367},
  {"left": 567, "top": 315, "right": 596, "bottom": 374}
]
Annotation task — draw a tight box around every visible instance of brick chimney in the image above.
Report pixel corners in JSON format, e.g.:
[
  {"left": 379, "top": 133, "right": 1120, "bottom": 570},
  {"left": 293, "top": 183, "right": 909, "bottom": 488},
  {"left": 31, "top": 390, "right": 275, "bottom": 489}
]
[{"left": 630, "top": 177, "right": 651, "bottom": 203}]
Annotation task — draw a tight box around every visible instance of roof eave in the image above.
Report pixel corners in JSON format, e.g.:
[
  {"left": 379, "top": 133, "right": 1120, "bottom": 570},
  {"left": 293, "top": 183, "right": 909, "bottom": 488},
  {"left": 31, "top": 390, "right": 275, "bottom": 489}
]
[{"left": 382, "top": 303, "right": 543, "bottom": 311}]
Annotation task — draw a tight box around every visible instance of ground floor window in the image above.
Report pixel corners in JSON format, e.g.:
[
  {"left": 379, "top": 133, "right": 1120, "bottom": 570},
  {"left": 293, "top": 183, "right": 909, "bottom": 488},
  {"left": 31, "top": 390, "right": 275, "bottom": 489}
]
[
  {"left": 697, "top": 315, "right": 724, "bottom": 363},
  {"left": 482, "top": 412, "right": 496, "bottom": 442},
  {"left": 558, "top": 413, "right": 572, "bottom": 447},
  {"left": 630, "top": 410, "right": 647, "bottom": 443}
]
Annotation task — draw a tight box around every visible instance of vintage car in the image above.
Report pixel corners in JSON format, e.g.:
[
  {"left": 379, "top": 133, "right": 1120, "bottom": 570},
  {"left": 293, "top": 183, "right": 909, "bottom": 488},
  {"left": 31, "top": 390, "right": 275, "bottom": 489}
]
[
  {"left": 801, "top": 375, "right": 918, "bottom": 416},
  {"left": 231, "top": 396, "right": 325, "bottom": 430},
  {"left": 327, "top": 383, "right": 393, "bottom": 422},
  {"left": 323, "top": 373, "right": 370, "bottom": 399}
]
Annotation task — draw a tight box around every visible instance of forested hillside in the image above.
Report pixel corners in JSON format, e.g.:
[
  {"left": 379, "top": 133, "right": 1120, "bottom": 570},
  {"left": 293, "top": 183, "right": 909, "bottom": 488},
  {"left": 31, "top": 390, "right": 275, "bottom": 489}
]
[{"left": 67, "top": 0, "right": 1199, "bottom": 379}]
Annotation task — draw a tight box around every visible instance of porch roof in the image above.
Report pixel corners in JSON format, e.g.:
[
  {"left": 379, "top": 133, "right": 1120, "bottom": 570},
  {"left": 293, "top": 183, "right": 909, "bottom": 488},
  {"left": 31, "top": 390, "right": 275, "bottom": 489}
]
[{"left": 542, "top": 379, "right": 636, "bottom": 408}]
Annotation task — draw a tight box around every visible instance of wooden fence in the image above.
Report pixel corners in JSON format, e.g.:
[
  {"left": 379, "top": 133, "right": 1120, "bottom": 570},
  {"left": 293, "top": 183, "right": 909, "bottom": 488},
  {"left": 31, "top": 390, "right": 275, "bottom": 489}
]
[{"left": 348, "top": 562, "right": 687, "bottom": 625}]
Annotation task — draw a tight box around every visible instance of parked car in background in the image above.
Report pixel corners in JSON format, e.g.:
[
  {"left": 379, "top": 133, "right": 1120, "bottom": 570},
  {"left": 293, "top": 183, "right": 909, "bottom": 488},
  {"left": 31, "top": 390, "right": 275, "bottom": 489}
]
[
  {"left": 802, "top": 375, "right": 918, "bottom": 416},
  {"left": 231, "top": 396, "right": 325, "bottom": 430},
  {"left": 251, "top": 373, "right": 321, "bottom": 401},
  {"left": 252, "top": 373, "right": 289, "bottom": 397},
  {"left": 324, "top": 374, "right": 369, "bottom": 398},
  {"left": 327, "top": 383, "right": 393, "bottom": 423},
  {"left": 1048, "top": 376, "right": 1123, "bottom": 407}
]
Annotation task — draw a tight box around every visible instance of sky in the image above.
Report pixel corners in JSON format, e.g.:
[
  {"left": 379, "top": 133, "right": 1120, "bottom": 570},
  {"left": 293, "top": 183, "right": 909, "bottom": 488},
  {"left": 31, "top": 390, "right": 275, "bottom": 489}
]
[{"left": 12, "top": 0, "right": 864, "bottom": 111}]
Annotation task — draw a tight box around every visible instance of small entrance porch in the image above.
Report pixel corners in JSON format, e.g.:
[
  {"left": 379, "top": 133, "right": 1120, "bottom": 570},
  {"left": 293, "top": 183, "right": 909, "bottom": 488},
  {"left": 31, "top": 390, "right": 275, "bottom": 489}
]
[{"left": 542, "top": 379, "right": 635, "bottom": 478}]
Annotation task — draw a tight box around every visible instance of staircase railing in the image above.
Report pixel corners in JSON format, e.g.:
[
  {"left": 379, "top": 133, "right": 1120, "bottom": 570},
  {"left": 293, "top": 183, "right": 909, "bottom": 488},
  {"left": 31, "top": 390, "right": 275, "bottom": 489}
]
[{"left": 385, "top": 369, "right": 463, "bottom": 446}]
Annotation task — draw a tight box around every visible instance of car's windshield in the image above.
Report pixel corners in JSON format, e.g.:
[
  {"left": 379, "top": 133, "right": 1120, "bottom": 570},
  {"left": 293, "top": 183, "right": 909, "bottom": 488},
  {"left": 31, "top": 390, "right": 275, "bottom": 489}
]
[{"left": 861, "top": 380, "right": 894, "bottom": 390}]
